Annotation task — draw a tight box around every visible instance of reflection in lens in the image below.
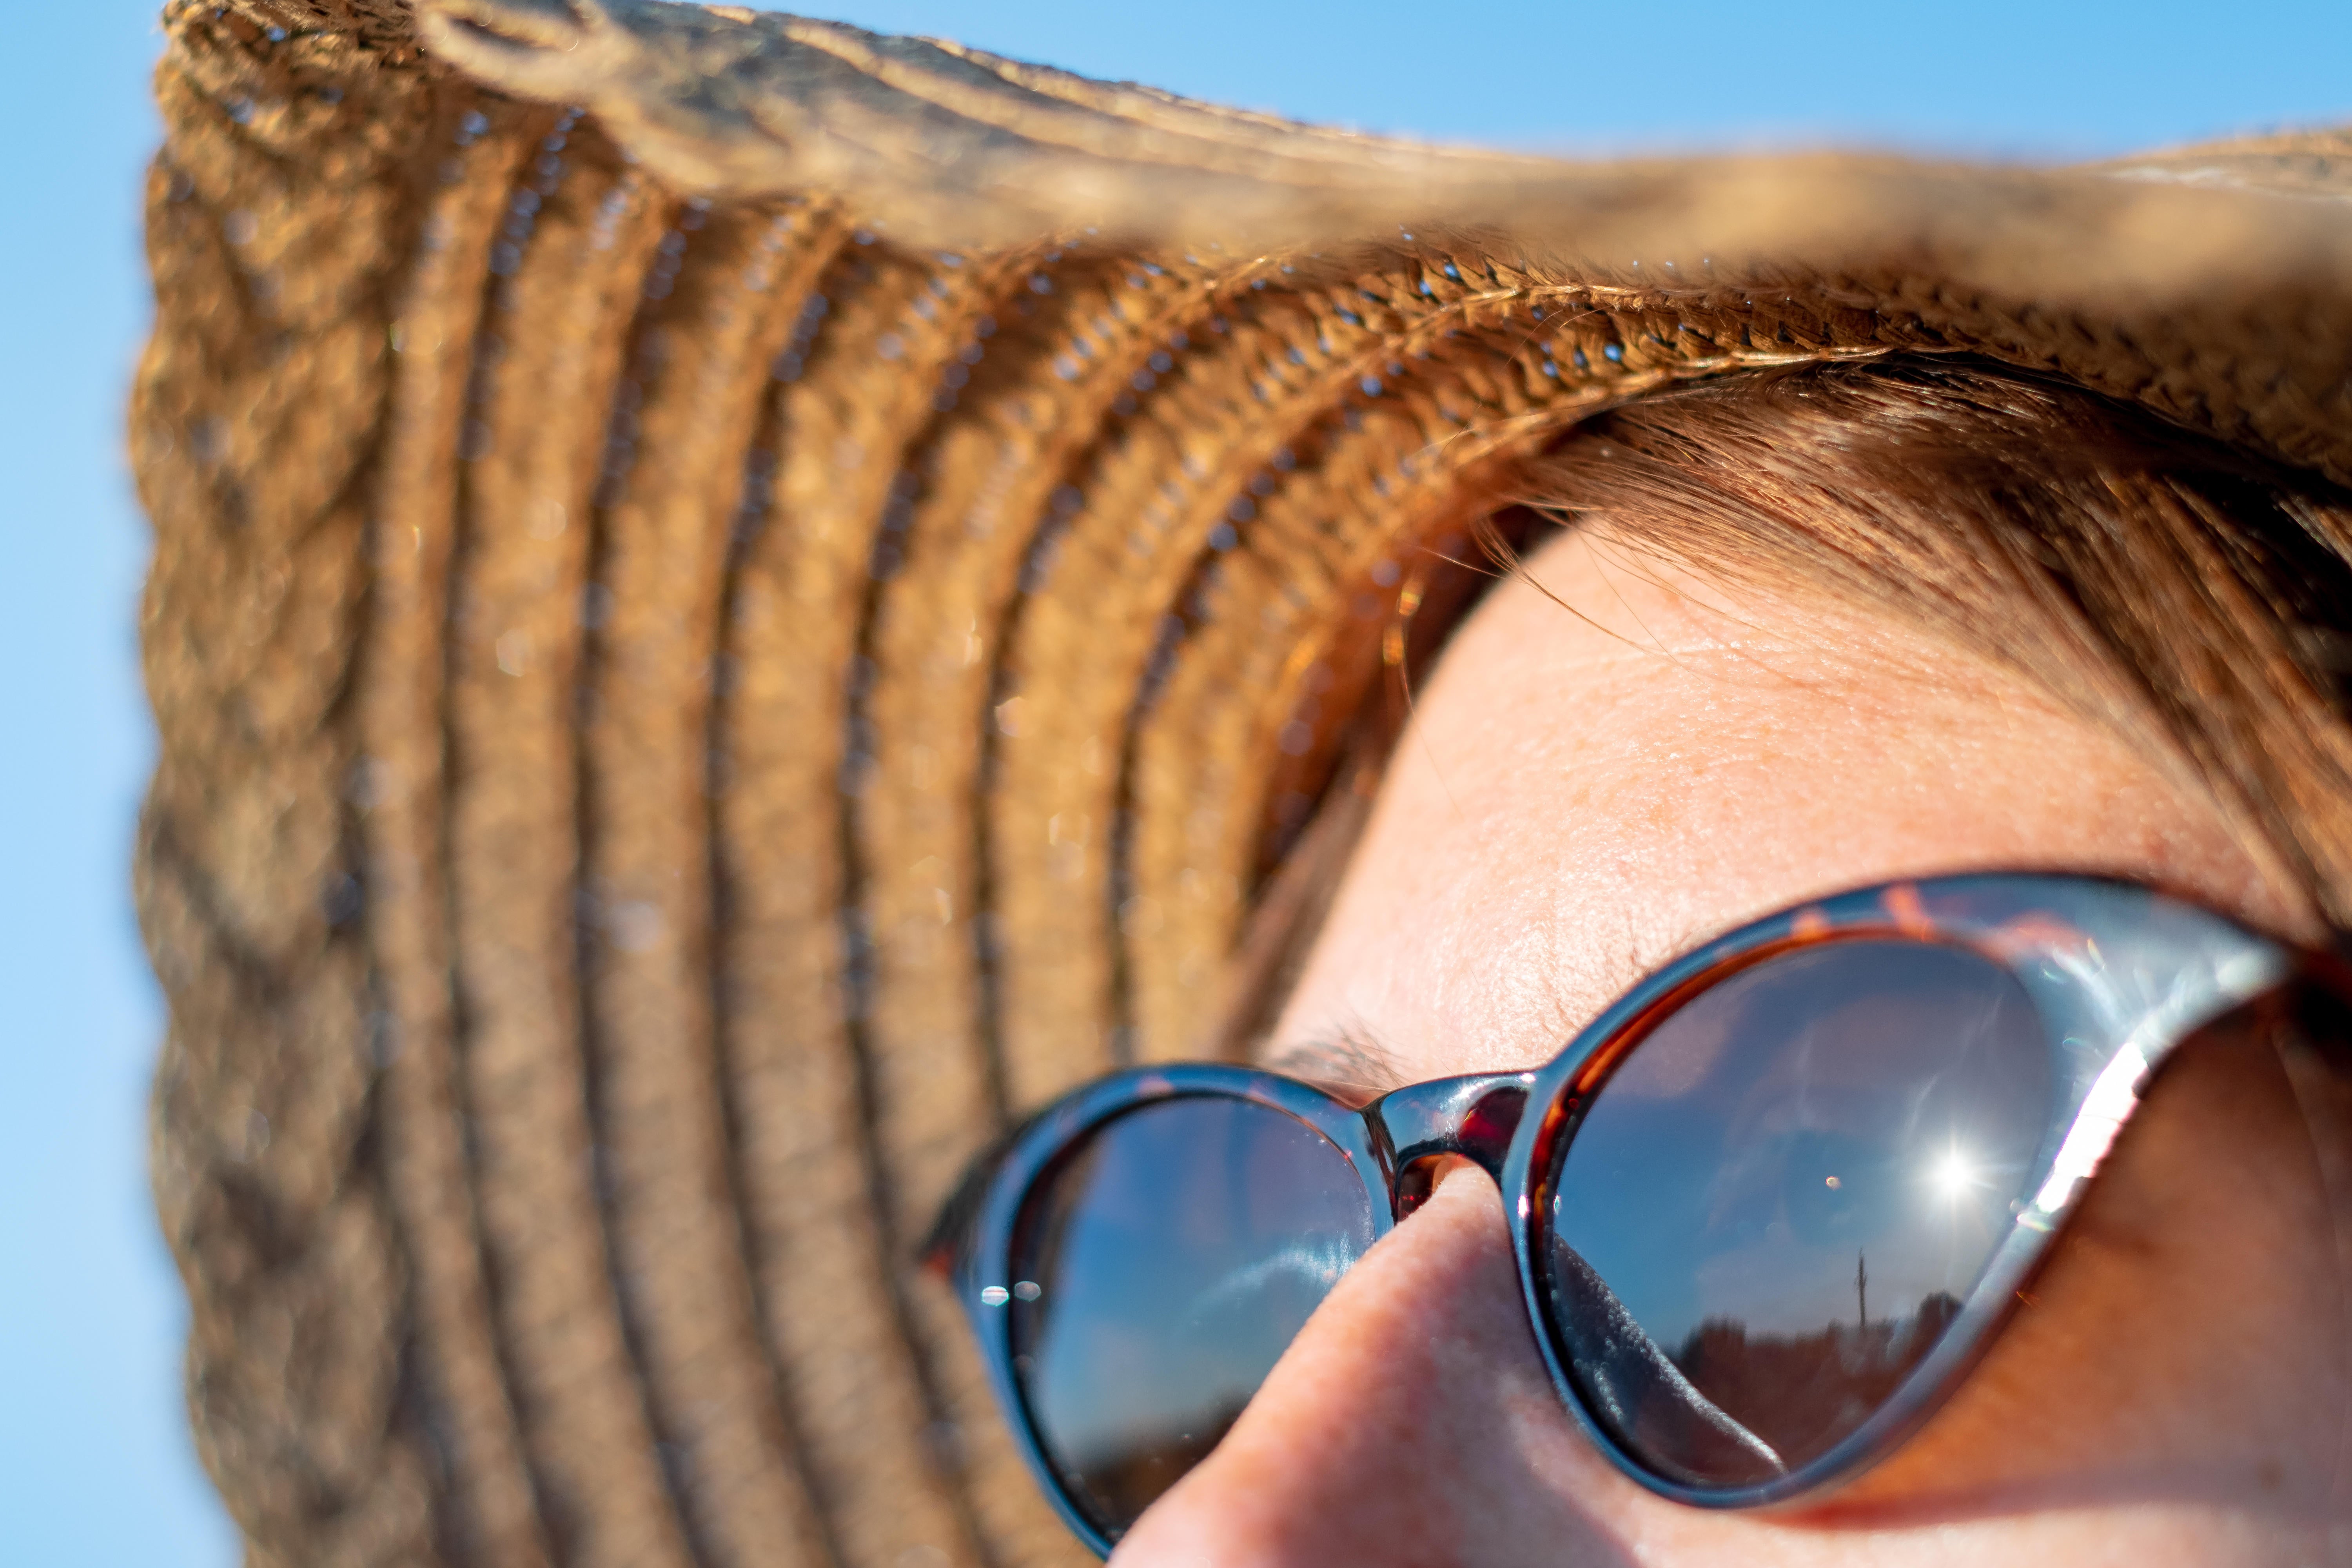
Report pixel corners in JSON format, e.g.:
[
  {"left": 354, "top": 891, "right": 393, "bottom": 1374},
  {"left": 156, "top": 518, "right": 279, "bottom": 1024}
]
[
  {"left": 1544, "top": 940, "right": 2053, "bottom": 1489},
  {"left": 1010, "top": 1096, "right": 1376, "bottom": 1538}
]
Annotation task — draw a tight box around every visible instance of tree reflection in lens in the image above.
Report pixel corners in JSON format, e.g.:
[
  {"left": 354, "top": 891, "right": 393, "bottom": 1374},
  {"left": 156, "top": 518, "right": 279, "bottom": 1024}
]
[
  {"left": 1010, "top": 1096, "right": 1378, "bottom": 1537},
  {"left": 1545, "top": 941, "right": 2054, "bottom": 1487}
]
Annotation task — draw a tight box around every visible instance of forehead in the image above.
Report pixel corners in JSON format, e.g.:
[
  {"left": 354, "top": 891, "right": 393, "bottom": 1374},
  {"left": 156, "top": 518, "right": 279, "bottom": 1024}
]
[{"left": 1265, "top": 528, "right": 2295, "bottom": 1087}]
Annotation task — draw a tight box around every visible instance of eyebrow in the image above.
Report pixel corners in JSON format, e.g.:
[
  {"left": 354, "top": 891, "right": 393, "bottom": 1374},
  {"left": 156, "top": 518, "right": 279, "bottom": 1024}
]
[{"left": 1261, "top": 1025, "right": 1410, "bottom": 1104}]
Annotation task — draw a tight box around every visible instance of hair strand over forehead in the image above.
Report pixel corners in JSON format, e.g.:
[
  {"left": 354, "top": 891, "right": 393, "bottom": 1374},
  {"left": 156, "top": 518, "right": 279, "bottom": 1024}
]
[{"left": 1497, "top": 358, "right": 2352, "bottom": 931}]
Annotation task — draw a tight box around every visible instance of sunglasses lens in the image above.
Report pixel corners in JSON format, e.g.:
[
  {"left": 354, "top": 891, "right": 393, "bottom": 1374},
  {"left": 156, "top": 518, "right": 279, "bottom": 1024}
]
[
  {"left": 1007, "top": 1095, "right": 1377, "bottom": 1538},
  {"left": 1542, "top": 940, "right": 2055, "bottom": 1490}
]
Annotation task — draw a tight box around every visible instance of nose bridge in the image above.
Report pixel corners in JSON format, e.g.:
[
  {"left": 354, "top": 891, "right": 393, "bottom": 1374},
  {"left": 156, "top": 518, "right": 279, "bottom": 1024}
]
[
  {"left": 1369, "top": 1072, "right": 1536, "bottom": 1216},
  {"left": 1109, "top": 1114, "right": 1637, "bottom": 1568}
]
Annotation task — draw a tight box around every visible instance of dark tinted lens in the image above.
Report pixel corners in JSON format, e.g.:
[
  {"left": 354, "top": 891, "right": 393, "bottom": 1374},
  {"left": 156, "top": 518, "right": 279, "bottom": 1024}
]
[
  {"left": 1010, "top": 1096, "right": 1376, "bottom": 1538},
  {"left": 1543, "top": 940, "right": 2054, "bottom": 1490}
]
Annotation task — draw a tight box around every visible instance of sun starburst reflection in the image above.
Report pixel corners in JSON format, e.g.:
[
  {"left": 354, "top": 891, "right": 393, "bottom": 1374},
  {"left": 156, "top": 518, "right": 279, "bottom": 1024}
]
[{"left": 1930, "top": 1149, "right": 1978, "bottom": 1199}]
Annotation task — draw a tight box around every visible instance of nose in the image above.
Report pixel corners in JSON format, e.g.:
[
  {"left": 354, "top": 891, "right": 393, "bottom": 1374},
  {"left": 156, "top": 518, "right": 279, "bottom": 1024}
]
[{"left": 1107, "top": 1166, "right": 1646, "bottom": 1568}]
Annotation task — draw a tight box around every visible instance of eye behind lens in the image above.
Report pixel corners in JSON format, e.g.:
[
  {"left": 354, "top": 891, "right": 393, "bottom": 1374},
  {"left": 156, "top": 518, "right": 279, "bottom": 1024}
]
[{"left": 1541, "top": 939, "right": 2055, "bottom": 1491}]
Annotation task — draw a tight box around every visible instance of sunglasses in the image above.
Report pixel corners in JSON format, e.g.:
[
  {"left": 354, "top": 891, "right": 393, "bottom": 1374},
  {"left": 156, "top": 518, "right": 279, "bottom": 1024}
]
[{"left": 927, "top": 873, "right": 2342, "bottom": 1552}]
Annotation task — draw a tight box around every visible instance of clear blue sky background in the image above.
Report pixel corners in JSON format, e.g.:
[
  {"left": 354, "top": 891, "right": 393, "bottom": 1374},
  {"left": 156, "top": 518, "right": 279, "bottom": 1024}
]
[{"left": 3, "top": 2, "right": 2348, "bottom": 1562}]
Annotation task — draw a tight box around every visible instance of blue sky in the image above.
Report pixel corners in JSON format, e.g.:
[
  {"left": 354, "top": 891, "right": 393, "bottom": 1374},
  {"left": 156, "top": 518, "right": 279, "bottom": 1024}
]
[{"left": 4, "top": 2, "right": 2347, "bottom": 1561}]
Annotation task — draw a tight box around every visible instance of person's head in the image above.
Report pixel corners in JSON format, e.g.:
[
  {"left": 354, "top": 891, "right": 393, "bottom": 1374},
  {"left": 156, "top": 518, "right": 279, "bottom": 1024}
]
[
  {"left": 1104, "top": 356, "right": 2352, "bottom": 1564},
  {"left": 137, "top": 8, "right": 2352, "bottom": 1568}
]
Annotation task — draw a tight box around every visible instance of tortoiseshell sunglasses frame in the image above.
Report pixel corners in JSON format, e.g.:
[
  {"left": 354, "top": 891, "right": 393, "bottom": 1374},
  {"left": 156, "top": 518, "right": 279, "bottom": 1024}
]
[{"left": 931, "top": 873, "right": 2349, "bottom": 1555}]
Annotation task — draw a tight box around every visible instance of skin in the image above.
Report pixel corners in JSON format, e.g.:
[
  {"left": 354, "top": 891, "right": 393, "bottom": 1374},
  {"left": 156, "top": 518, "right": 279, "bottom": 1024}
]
[{"left": 1110, "top": 530, "right": 2352, "bottom": 1567}]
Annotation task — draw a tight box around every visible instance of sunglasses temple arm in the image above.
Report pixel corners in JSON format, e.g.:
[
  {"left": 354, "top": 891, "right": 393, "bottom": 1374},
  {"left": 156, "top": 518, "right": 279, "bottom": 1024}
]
[
  {"left": 917, "top": 1172, "right": 982, "bottom": 1283},
  {"left": 919, "top": 1103, "right": 1064, "bottom": 1280}
]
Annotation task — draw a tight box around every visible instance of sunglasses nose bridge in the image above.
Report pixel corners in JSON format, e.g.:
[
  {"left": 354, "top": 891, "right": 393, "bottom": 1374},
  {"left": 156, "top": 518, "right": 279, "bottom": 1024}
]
[{"left": 1368, "top": 1072, "right": 1537, "bottom": 1217}]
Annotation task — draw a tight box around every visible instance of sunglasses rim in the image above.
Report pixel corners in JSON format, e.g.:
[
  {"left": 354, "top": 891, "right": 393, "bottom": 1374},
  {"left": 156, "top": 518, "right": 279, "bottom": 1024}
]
[
  {"left": 946, "top": 871, "right": 2331, "bottom": 1550},
  {"left": 958, "top": 1063, "right": 1399, "bottom": 1552},
  {"left": 1507, "top": 872, "right": 2304, "bottom": 1508}
]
